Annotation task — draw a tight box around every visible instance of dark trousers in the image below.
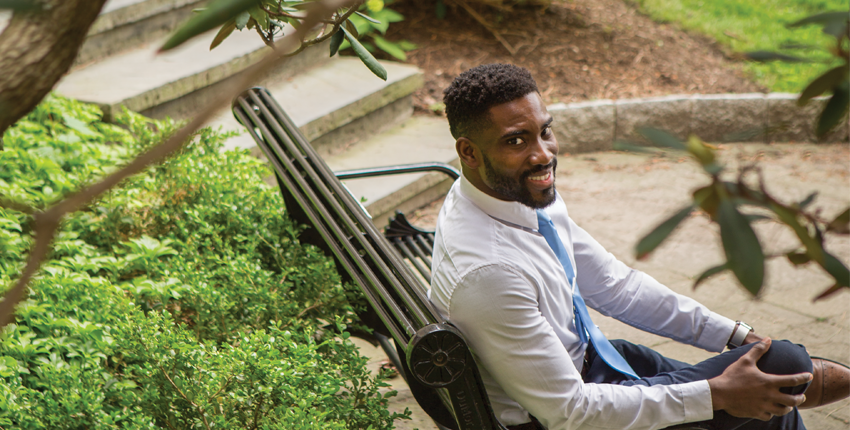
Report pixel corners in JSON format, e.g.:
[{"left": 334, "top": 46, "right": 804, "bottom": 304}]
[{"left": 584, "top": 339, "right": 813, "bottom": 430}]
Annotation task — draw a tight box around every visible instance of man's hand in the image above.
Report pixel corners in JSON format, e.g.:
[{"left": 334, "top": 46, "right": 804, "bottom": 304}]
[{"left": 708, "top": 338, "right": 812, "bottom": 421}]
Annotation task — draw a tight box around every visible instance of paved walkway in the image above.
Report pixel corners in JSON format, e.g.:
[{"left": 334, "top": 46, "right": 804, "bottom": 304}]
[{"left": 354, "top": 142, "right": 850, "bottom": 430}]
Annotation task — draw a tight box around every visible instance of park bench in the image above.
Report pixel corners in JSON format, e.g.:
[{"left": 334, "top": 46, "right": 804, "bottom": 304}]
[
  {"left": 232, "top": 87, "right": 505, "bottom": 430},
  {"left": 232, "top": 87, "right": 703, "bottom": 430}
]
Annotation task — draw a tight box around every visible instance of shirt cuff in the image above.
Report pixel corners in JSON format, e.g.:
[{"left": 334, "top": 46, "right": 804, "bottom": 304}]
[
  {"left": 694, "top": 311, "right": 736, "bottom": 353},
  {"left": 681, "top": 380, "right": 714, "bottom": 423}
]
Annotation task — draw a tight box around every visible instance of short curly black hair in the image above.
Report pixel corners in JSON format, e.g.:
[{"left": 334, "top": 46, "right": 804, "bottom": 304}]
[{"left": 443, "top": 63, "right": 539, "bottom": 140}]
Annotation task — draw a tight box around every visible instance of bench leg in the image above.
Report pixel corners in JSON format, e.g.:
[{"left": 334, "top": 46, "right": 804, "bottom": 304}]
[{"left": 376, "top": 332, "right": 405, "bottom": 382}]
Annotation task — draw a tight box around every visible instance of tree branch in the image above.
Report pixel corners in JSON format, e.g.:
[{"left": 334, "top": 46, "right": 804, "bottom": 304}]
[
  {"left": 157, "top": 362, "right": 212, "bottom": 430},
  {"left": 271, "top": 1, "right": 364, "bottom": 59},
  {"left": 255, "top": 25, "right": 275, "bottom": 49},
  {"left": 451, "top": 0, "right": 518, "bottom": 55},
  {"left": 261, "top": 5, "right": 302, "bottom": 20}
]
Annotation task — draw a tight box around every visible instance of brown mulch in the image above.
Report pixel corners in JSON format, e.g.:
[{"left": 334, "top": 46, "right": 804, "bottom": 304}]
[{"left": 382, "top": 0, "right": 763, "bottom": 112}]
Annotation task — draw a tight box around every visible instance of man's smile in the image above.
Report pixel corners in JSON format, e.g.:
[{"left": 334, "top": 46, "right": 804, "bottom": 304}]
[{"left": 527, "top": 170, "right": 554, "bottom": 186}]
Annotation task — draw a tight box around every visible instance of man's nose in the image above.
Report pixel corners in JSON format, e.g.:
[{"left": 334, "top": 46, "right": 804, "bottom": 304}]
[{"left": 529, "top": 138, "right": 556, "bottom": 166}]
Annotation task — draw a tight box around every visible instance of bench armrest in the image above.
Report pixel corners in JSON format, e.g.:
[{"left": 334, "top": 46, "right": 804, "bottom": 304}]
[{"left": 335, "top": 162, "right": 460, "bottom": 181}]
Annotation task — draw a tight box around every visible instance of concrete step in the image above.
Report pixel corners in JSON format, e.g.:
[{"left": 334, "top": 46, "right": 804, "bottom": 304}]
[
  {"left": 55, "top": 26, "right": 329, "bottom": 123},
  {"left": 77, "top": 0, "right": 206, "bottom": 66},
  {"left": 325, "top": 115, "right": 458, "bottom": 228},
  {"left": 216, "top": 57, "right": 423, "bottom": 156}
]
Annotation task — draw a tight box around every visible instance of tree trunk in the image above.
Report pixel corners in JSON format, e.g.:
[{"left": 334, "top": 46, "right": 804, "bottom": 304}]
[{"left": 0, "top": 0, "right": 108, "bottom": 150}]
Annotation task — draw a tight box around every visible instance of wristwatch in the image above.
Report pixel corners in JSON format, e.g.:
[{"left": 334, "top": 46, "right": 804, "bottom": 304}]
[{"left": 726, "top": 321, "right": 754, "bottom": 349}]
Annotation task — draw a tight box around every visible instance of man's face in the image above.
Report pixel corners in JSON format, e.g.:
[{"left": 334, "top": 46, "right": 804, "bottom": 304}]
[{"left": 471, "top": 92, "right": 559, "bottom": 209}]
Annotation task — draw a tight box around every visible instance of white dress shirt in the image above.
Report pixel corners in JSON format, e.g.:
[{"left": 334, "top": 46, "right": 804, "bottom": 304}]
[{"left": 428, "top": 176, "right": 737, "bottom": 430}]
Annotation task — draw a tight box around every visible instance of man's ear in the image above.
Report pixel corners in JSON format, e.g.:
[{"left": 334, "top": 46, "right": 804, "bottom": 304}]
[{"left": 456, "top": 137, "right": 481, "bottom": 169}]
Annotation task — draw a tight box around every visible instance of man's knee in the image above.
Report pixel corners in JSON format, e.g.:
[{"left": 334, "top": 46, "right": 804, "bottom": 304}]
[
  {"left": 758, "top": 340, "right": 812, "bottom": 375},
  {"left": 758, "top": 340, "right": 812, "bottom": 395}
]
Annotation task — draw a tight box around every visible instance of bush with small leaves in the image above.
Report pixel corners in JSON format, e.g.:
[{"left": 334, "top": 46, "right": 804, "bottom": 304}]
[{"left": 0, "top": 95, "right": 407, "bottom": 429}]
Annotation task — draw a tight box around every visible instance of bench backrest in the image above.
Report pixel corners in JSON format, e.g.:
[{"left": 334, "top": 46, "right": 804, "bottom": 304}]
[{"left": 232, "top": 87, "right": 506, "bottom": 430}]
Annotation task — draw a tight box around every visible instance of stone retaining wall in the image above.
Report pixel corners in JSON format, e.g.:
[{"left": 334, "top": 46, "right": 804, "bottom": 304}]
[{"left": 550, "top": 93, "right": 849, "bottom": 154}]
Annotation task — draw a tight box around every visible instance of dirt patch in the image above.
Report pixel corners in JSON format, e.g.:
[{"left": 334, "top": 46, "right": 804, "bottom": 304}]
[{"left": 383, "top": 0, "right": 762, "bottom": 112}]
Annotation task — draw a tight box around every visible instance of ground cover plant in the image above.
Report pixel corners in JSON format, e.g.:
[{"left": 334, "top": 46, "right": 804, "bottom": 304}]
[
  {"left": 0, "top": 95, "right": 406, "bottom": 429},
  {"left": 628, "top": 0, "right": 847, "bottom": 92}
]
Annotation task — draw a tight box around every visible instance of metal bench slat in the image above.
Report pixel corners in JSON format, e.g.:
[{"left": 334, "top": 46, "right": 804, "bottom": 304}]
[
  {"left": 244, "top": 91, "right": 435, "bottom": 332},
  {"left": 251, "top": 90, "right": 440, "bottom": 328},
  {"left": 393, "top": 236, "right": 432, "bottom": 281},
  {"left": 234, "top": 102, "right": 413, "bottom": 341},
  {"left": 405, "top": 235, "right": 432, "bottom": 266}
]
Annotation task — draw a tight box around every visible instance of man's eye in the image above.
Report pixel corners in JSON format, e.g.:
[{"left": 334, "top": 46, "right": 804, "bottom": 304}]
[
  {"left": 542, "top": 125, "right": 553, "bottom": 137},
  {"left": 506, "top": 137, "right": 524, "bottom": 145}
]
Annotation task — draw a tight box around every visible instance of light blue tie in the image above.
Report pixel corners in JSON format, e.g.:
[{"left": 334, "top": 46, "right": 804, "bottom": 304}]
[{"left": 536, "top": 210, "right": 638, "bottom": 379}]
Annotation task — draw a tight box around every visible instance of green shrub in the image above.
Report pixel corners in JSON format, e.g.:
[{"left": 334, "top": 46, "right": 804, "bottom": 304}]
[{"left": 0, "top": 95, "right": 407, "bottom": 429}]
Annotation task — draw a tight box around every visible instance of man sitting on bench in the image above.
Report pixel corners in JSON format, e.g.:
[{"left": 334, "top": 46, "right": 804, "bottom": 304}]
[{"left": 428, "top": 63, "right": 850, "bottom": 430}]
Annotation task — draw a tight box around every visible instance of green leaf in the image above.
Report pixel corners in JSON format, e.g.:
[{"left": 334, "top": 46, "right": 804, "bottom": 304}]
[
  {"left": 821, "top": 251, "right": 849, "bottom": 287},
  {"left": 210, "top": 19, "right": 237, "bottom": 50},
  {"left": 718, "top": 199, "right": 765, "bottom": 296},
  {"left": 771, "top": 202, "right": 823, "bottom": 263},
  {"left": 637, "top": 127, "right": 686, "bottom": 150},
  {"left": 367, "top": 17, "right": 390, "bottom": 34},
  {"left": 786, "top": 251, "right": 811, "bottom": 266},
  {"left": 372, "top": 35, "right": 406, "bottom": 60},
  {"left": 822, "top": 20, "right": 848, "bottom": 38},
  {"left": 235, "top": 11, "right": 250, "bottom": 30},
  {"left": 344, "top": 18, "right": 360, "bottom": 39},
  {"left": 787, "top": 11, "right": 848, "bottom": 29},
  {"left": 798, "top": 65, "right": 849, "bottom": 106},
  {"left": 745, "top": 51, "right": 808, "bottom": 63},
  {"left": 743, "top": 213, "right": 772, "bottom": 223},
  {"left": 685, "top": 135, "right": 720, "bottom": 173},
  {"left": 61, "top": 114, "right": 100, "bottom": 137},
  {"left": 826, "top": 207, "right": 849, "bottom": 234},
  {"left": 0, "top": 0, "right": 39, "bottom": 11},
  {"left": 693, "top": 263, "right": 728, "bottom": 289},
  {"left": 693, "top": 185, "right": 720, "bottom": 216},
  {"left": 372, "top": 8, "right": 404, "bottom": 23},
  {"left": 636, "top": 205, "right": 694, "bottom": 259},
  {"left": 814, "top": 283, "right": 846, "bottom": 301},
  {"left": 355, "top": 11, "right": 382, "bottom": 24},
  {"left": 161, "top": 0, "right": 259, "bottom": 51},
  {"left": 816, "top": 82, "right": 850, "bottom": 139},
  {"left": 397, "top": 40, "right": 418, "bottom": 50},
  {"left": 436, "top": 0, "right": 447, "bottom": 19},
  {"left": 798, "top": 192, "right": 818, "bottom": 209},
  {"left": 329, "top": 29, "right": 345, "bottom": 57},
  {"left": 248, "top": 5, "right": 268, "bottom": 30},
  {"left": 341, "top": 26, "right": 387, "bottom": 81}
]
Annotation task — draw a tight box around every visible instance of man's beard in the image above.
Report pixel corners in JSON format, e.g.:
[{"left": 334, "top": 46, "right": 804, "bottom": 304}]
[{"left": 482, "top": 155, "right": 557, "bottom": 209}]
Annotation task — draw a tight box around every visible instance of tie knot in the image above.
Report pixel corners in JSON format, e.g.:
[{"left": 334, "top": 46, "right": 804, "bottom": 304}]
[{"left": 537, "top": 209, "right": 554, "bottom": 235}]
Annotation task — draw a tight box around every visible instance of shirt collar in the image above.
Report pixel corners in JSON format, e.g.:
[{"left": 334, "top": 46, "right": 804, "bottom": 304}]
[{"left": 459, "top": 174, "right": 540, "bottom": 230}]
